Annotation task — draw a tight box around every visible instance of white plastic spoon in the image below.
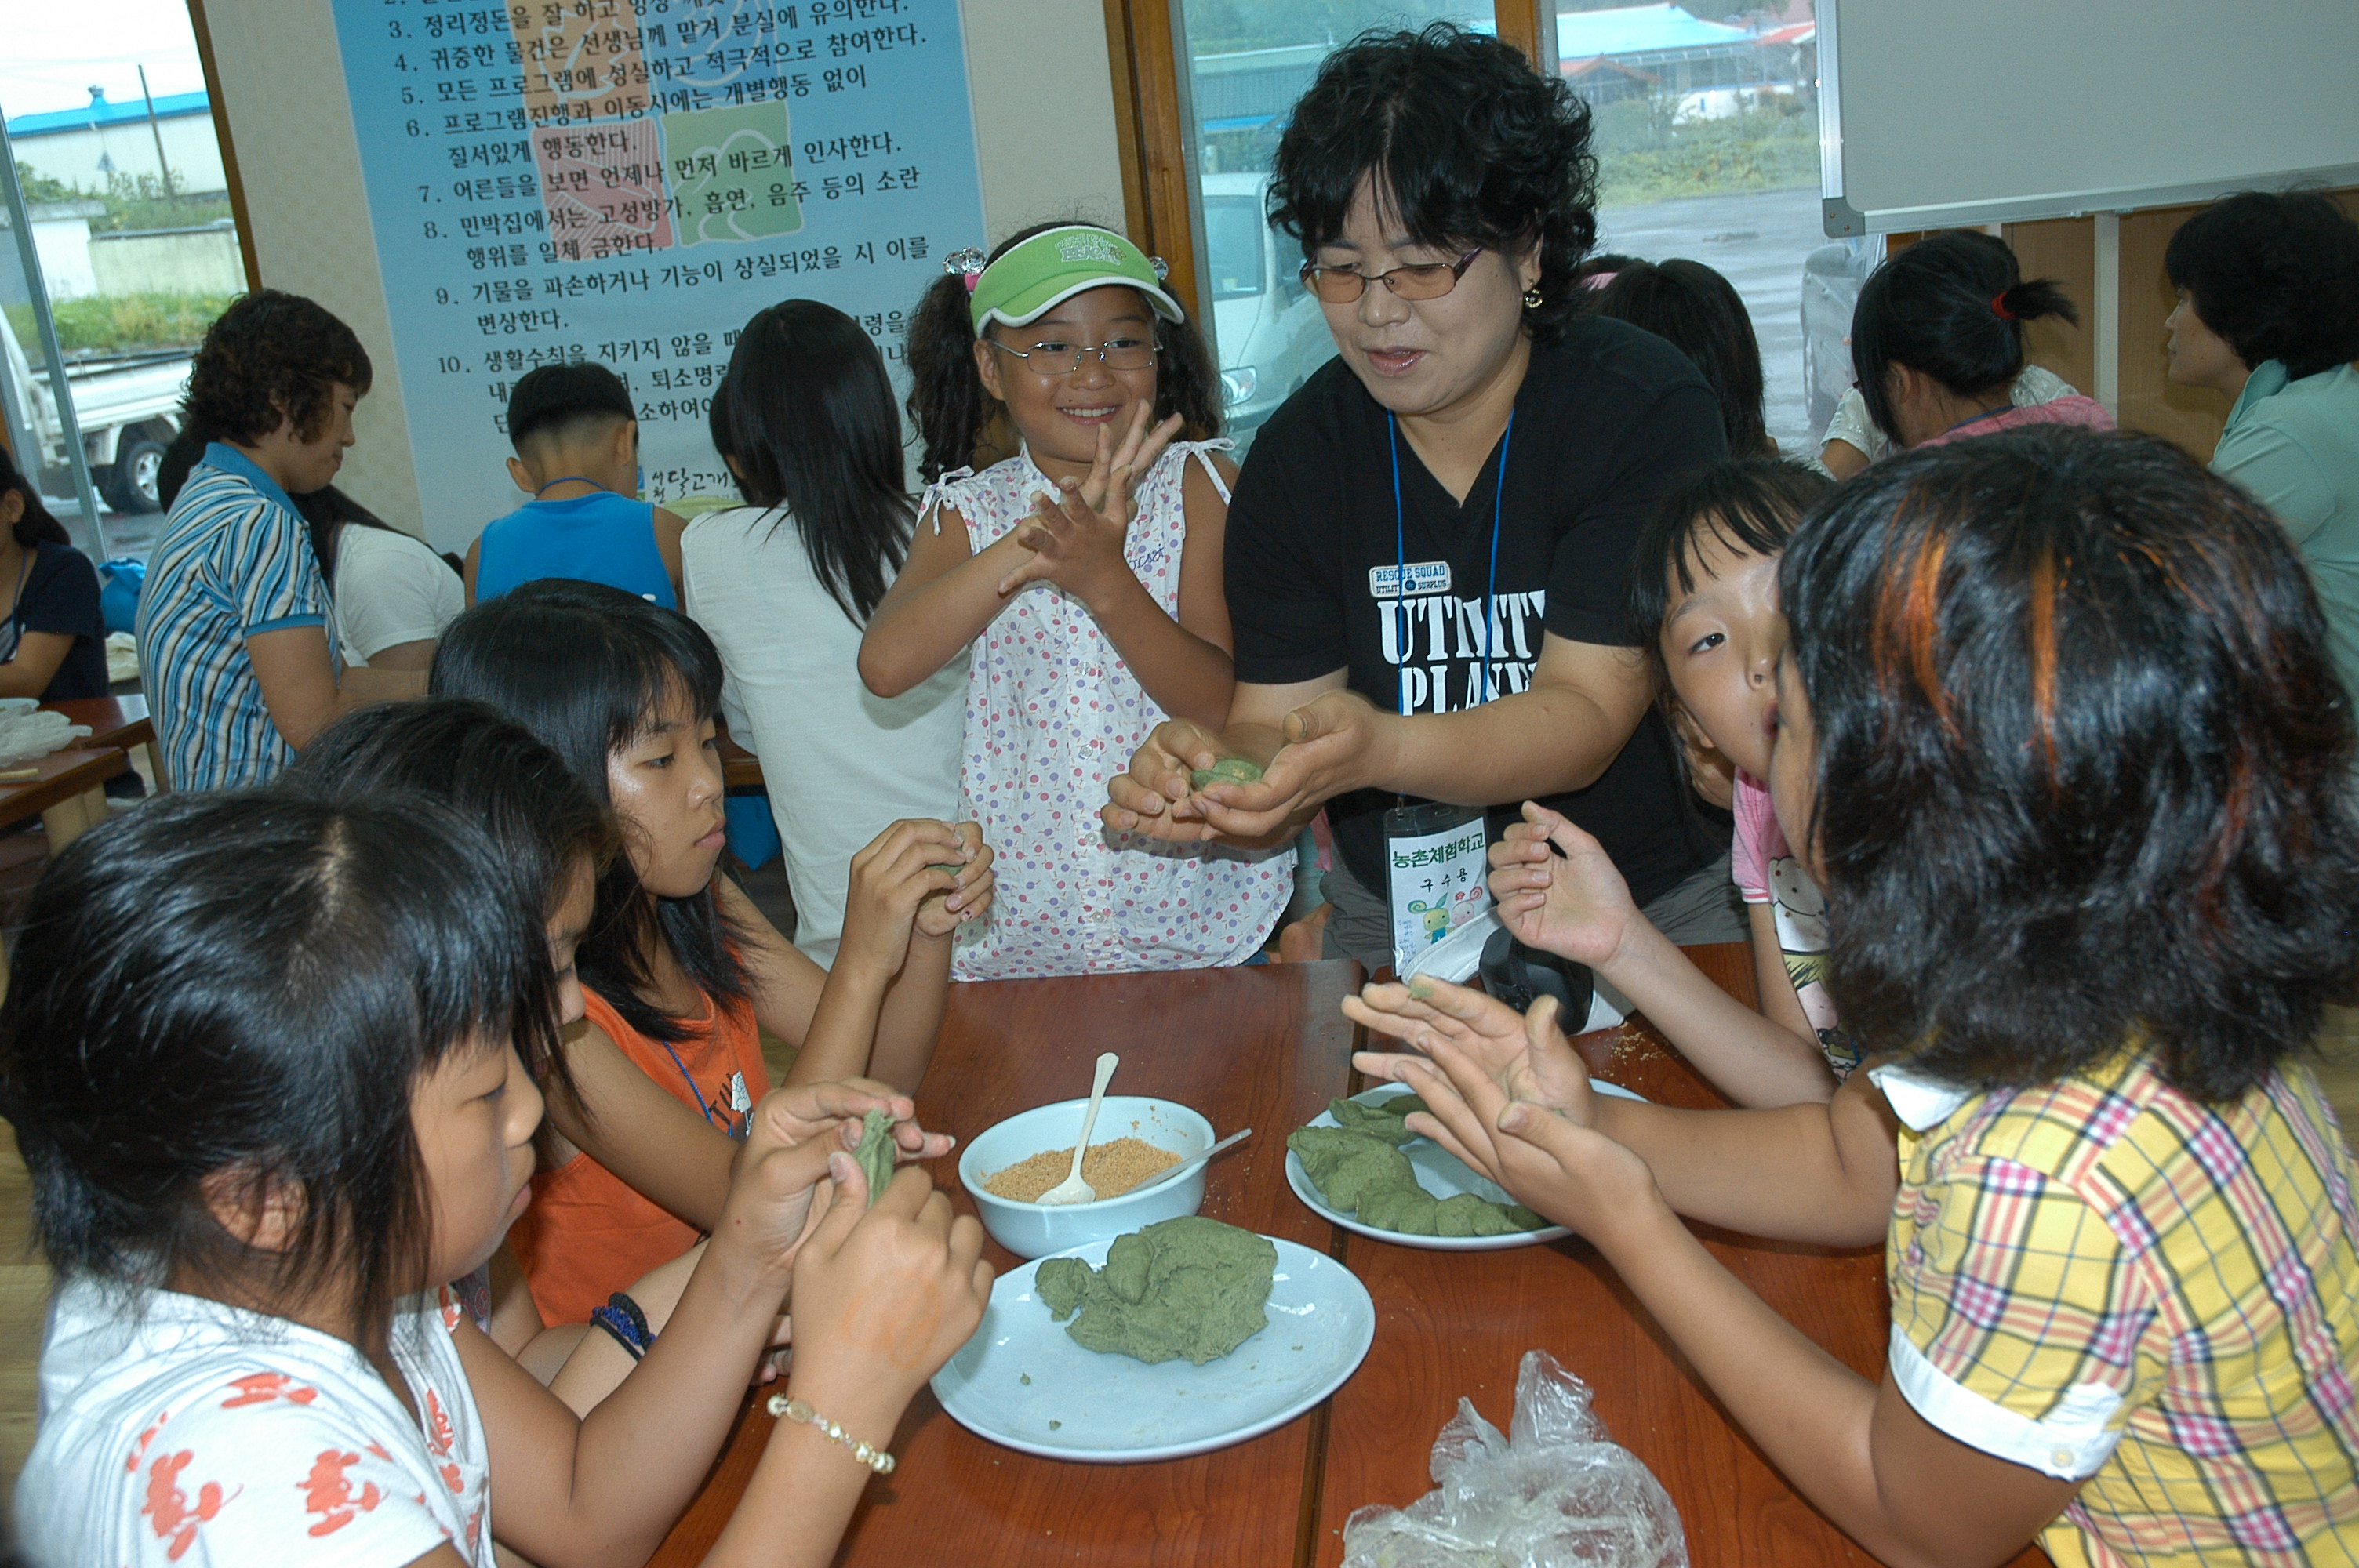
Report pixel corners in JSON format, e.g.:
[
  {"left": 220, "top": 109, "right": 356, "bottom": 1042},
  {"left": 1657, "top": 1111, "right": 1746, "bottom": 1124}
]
[
  {"left": 1038, "top": 1051, "right": 1119, "bottom": 1207},
  {"left": 1125, "top": 1127, "right": 1252, "bottom": 1196}
]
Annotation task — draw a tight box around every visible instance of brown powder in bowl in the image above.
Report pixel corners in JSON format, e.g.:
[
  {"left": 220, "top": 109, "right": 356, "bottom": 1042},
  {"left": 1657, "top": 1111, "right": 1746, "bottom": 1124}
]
[{"left": 983, "top": 1137, "right": 1184, "bottom": 1203}]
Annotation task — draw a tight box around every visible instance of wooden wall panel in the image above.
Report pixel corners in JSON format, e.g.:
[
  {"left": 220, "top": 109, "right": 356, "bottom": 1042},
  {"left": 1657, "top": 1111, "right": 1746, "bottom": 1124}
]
[{"left": 2003, "top": 216, "right": 2095, "bottom": 398}]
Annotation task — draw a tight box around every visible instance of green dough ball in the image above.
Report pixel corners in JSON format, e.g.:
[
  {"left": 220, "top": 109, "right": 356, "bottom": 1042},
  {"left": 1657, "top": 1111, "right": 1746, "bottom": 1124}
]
[
  {"left": 854, "top": 1109, "right": 896, "bottom": 1207},
  {"left": 1189, "top": 757, "right": 1264, "bottom": 790},
  {"left": 1034, "top": 1216, "right": 1277, "bottom": 1365}
]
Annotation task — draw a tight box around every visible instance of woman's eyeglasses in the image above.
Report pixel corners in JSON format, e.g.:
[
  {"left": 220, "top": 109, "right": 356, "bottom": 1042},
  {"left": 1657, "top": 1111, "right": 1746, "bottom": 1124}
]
[
  {"left": 1299, "top": 248, "right": 1485, "bottom": 304},
  {"left": 987, "top": 337, "right": 1159, "bottom": 376}
]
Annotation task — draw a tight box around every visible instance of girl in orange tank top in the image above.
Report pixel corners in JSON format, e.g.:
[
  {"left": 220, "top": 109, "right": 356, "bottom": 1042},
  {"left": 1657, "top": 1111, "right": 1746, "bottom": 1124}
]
[{"left": 433, "top": 581, "right": 997, "bottom": 1324}]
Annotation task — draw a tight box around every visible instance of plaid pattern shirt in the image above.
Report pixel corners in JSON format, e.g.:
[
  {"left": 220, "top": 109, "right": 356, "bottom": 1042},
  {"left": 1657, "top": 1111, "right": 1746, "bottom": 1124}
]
[{"left": 1878, "top": 1051, "right": 2359, "bottom": 1568}]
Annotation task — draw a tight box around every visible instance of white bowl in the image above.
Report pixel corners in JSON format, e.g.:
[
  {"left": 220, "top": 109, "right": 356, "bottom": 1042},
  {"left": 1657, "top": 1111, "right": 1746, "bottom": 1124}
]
[{"left": 958, "top": 1096, "right": 1214, "bottom": 1258}]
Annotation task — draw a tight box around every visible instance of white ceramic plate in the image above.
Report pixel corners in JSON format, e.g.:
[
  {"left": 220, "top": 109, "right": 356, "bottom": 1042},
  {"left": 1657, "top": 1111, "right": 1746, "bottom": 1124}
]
[
  {"left": 1283, "top": 1080, "right": 1645, "bottom": 1251},
  {"left": 931, "top": 1234, "right": 1374, "bottom": 1463}
]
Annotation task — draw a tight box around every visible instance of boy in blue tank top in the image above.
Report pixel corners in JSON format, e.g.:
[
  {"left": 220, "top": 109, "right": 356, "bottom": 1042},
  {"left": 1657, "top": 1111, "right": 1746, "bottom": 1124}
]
[{"left": 467, "top": 361, "right": 687, "bottom": 608}]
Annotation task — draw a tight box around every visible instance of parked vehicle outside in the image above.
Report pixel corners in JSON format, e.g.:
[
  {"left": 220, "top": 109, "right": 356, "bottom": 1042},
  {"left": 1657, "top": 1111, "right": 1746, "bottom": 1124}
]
[
  {"left": 2, "top": 325, "right": 188, "bottom": 514},
  {"left": 1200, "top": 172, "right": 1335, "bottom": 451},
  {"left": 1798, "top": 235, "right": 1877, "bottom": 438}
]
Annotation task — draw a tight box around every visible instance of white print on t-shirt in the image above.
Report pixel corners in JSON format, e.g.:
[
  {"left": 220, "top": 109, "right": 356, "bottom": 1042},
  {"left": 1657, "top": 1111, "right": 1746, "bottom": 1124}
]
[{"left": 1376, "top": 589, "right": 1547, "bottom": 713}]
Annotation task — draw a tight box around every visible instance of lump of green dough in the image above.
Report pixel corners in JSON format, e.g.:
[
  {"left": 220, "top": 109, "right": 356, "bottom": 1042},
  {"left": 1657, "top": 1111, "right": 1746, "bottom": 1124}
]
[
  {"left": 1034, "top": 1216, "right": 1277, "bottom": 1366},
  {"left": 1288, "top": 1125, "right": 1416, "bottom": 1210},
  {"left": 1288, "top": 1123, "right": 1550, "bottom": 1237},
  {"left": 1329, "top": 1093, "right": 1430, "bottom": 1145},
  {"left": 1190, "top": 757, "right": 1264, "bottom": 790},
  {"left": 854, "top": 1109, "right": 896, "bottom": 1207}
]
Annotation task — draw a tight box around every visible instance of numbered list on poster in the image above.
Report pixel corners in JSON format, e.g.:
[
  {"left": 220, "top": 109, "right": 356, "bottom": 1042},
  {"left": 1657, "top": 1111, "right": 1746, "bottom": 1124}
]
[{"left": 336, "top": 0, "right": 985, "bottom": 545}]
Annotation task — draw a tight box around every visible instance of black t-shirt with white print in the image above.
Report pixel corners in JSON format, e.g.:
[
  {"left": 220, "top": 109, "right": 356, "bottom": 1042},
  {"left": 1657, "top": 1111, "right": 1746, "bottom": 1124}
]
[{"left": 1224, "top": 317, "right": 1727, "bottom": 906}]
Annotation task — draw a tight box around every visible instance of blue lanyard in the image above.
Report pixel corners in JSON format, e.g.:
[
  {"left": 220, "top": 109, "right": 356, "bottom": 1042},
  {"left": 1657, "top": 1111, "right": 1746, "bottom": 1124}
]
[
  {"left": 660, "top": 1038, "right": 729, "bottom": 1132},
  {"left": 1390, "top": 409, "right": 1513, "bottom": 717}
]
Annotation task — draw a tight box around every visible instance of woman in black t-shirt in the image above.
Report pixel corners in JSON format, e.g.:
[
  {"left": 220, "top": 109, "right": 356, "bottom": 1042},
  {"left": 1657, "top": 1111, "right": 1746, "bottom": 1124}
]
[
  {"left": 0, "top": 446, "right": 110, "bottom": 702},
  {"left": 1105, "top": 24, "right": 1738, "bottom": 972}
]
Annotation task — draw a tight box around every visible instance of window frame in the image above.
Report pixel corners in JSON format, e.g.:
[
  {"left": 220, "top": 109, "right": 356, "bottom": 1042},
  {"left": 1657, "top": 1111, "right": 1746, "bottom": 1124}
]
[{"left": 1099, "top": 2, "right": 1547, "bottom": 324}]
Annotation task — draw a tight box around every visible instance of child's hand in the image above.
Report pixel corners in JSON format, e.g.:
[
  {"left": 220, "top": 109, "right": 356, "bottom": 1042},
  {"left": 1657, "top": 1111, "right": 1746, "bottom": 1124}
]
[
  {"left": 1361, "top": 994, "right": 1661, "bottom": 1246},
  {"left": 787, "top": 1157, "right": 992, "bottom": 1411},
  {"left": 1345, "top": 975, "right": 1597, "bottom": 1123},
  {"left": 1104, "top": 719, "right": 1230, "bottom": 840},
  {"left": 1486, "top": 801, "right": 1643, "bottom": 972},
  {"left": 914, "top": 822, "right": 992, "bottom": 938},
  {"left": 998, "top": 406, "right": 1183, "bottom": 606},
  {"left": 740, "top": 1079, "right": 957, "bottom": 1171},
  {"left": 839, "top": 818, "right": 973, "bottom": 979}
]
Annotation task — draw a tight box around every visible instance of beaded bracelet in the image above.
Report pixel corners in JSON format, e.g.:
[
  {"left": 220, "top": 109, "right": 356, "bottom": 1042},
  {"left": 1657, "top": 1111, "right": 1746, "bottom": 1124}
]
[
  {"left": 587, "top": 1292, "right": 654, "bottom": 1360},
  {"left": 766, "top": 1393, "right": 896, "bottom": 1474}
]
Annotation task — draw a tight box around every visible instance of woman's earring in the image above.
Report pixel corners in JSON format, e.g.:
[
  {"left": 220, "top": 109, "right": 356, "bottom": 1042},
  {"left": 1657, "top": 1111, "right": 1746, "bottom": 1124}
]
[{"left": 1522, "top": 287, "right": 1543, "bottom": 309}]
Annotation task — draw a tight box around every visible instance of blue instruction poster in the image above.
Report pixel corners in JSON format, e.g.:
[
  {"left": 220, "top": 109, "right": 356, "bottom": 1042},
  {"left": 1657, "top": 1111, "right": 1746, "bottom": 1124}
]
[{"left": 336, "top": 0, "right": 985, "bottom": 547}]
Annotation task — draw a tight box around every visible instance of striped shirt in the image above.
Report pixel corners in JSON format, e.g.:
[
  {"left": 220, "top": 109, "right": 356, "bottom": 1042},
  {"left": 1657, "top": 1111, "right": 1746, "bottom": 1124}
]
[
  {"left": 136, "top": 445, "right": 334, "bottom": 793},
  {"left": 1876, "top": 1051, "right": 2359, "bottom": 1568}
]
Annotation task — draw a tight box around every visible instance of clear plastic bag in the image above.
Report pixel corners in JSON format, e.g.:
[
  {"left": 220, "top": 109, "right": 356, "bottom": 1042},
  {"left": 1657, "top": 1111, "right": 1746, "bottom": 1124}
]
[{"left": 1341, "top": 1350, "right": 1688, "bottom": 1568}]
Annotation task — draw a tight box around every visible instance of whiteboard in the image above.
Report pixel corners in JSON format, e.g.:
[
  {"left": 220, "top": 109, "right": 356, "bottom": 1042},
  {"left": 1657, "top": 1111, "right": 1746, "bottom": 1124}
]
[{"left": 1818, "top": 0, "right": 2359, "bottom": 235}]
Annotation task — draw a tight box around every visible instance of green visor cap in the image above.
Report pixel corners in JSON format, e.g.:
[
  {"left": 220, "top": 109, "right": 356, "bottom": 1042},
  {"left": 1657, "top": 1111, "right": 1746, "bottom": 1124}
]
[{"left": 968, "top": 225, "right": 1186, "bottom": 332}]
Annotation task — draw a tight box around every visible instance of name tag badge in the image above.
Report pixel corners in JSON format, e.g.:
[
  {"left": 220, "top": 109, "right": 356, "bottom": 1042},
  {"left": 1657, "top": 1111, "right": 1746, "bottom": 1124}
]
[{"left": 1369, "top": 561, "right": 1452, "bottom": 599}]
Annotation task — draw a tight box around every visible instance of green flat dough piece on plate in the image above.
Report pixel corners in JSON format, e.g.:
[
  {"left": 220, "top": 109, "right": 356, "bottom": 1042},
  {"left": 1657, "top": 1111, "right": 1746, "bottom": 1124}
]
[
  {"left": 1035, "top": 1215, "right": 1277, "bottom": 1365},
  {"left": 1288, "top": 1121, "right": 1550, "bottom": 1236},
  {"left": 1190, "top": 757, "right": 1264, "bottom": 790},
  {"left": 853, "top": 1109, "right": 896, "bottom": 1207},
  {"left": 1328, "top": 1093, "right": 1429, "bottom": 1145}
]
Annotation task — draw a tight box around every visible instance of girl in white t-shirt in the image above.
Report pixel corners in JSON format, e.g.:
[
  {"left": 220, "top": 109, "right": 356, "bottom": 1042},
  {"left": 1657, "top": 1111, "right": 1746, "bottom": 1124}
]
[
  {"left": 689, "top": 299, "right": 967, "bottom": 964},
  {"left": 8, "top": 789, "right": 989, "bottom": 1568},
  {"left": 1488, "top": 457, "right": 1856, "bottom": 1105}
]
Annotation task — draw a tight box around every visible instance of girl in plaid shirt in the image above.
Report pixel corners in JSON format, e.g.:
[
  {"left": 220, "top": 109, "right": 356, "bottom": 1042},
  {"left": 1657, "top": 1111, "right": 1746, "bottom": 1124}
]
[{"left": 1352, "top": 426, "right": 2359, "bottom": 1568}]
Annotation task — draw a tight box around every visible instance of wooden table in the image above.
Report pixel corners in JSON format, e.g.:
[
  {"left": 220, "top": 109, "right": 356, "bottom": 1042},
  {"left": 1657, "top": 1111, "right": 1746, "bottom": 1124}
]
[
  {"left": 649, "top": 952, "right": 2052, "bottom": 1568},
  {"left": 43, "top": 694, "right": 162, "bottom": 792},
  {"left": 0, "top": 746, "right": 127, "bottom": 852},
  {"left": 652, "top": 961, "right": 1364, "bottom": 1567}
]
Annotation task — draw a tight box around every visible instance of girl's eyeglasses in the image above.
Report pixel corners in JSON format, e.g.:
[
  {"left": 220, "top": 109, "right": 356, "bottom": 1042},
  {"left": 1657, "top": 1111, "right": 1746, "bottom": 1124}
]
[
  {"left": 987, "top": 337, "right": 1159, "bottom": 376},
  {"left": 1299, "top": 248, "right": 1485, "bottom": 304}
]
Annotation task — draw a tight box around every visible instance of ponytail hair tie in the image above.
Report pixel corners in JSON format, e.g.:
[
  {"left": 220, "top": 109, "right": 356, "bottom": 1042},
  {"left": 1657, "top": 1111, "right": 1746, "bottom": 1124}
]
[
  {"left": 943, "top": 247, "right": 987, "bottom": 295},
  {"left": 1990, "top": 292, "right": 2016, "bottom": 321}
]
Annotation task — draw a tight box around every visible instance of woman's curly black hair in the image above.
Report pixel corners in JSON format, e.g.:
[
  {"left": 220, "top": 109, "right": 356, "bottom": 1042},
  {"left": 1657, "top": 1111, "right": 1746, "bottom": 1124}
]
[
  {"left": 2165, "top": 189, "right": 2359, "bottom": 381},
  {"left": 182, "top": 289, "right": 373, "bottom": 447},
  {"left": 907, "top": 220, "right": 1223, "bottom": 483},
  {"left": 1780, "top": 426, "right": 2359, "bottom": 1102},
  {"left": 1267, "top": 23, "right": 1597, "bottom": 342}
]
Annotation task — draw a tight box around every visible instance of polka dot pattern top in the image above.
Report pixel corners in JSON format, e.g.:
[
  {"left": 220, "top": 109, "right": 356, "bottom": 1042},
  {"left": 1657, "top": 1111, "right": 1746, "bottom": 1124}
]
[{"left": 924, "top": 442, "right": 1293, "bottom": 980}]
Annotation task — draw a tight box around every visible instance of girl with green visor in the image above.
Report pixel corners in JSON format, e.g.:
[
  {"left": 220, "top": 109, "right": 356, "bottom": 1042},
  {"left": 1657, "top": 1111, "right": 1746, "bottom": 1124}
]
[{"left": 860, "top": 223, "right": 1293, "bottom": 978}]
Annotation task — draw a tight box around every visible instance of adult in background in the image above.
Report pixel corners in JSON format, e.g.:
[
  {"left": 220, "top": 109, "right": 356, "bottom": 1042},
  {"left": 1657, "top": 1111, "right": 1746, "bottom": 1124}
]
[
  {"left": 137, "top": 291, "right": 421, "bottom": 790},
  {"left": 1107, "top": 24, "right": 1734, "bottom": 973},
  {"left": 2165, "top": 188, "right": 2359, "bottom": 699},
  {"left": 0, "top": 445, "right": 108, "bottom": 702},
  {"left": 158, "top": 423, "right": 461, "bottom": 672}
]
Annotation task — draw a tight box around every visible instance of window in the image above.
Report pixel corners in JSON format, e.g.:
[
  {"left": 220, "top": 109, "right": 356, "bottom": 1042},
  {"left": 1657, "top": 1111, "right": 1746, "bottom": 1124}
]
[
  {"left": 1107, "top": 1, "right": 1831, "bottom": 457},
  {"left": 2, "top": 4, "right": 250, "bottom": 561}
]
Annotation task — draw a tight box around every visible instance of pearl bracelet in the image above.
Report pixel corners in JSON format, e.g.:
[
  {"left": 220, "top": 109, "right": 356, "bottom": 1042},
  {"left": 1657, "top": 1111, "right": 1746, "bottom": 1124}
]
[{"left": 766, "top": 1394, "right": 896, "bottom": 1475}]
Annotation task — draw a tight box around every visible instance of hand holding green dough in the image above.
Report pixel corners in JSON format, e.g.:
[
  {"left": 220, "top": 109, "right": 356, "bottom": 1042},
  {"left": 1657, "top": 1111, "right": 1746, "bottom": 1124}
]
[
  {"left": 1189, "top": 756, "right": 1264, "bottom": 791},
  {"left": 1036, "top": 1216, "right": 1277, "bottom": 1365},
  {"left": 853, "top": 1109, "right": 896, "bottom": 1207}
]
